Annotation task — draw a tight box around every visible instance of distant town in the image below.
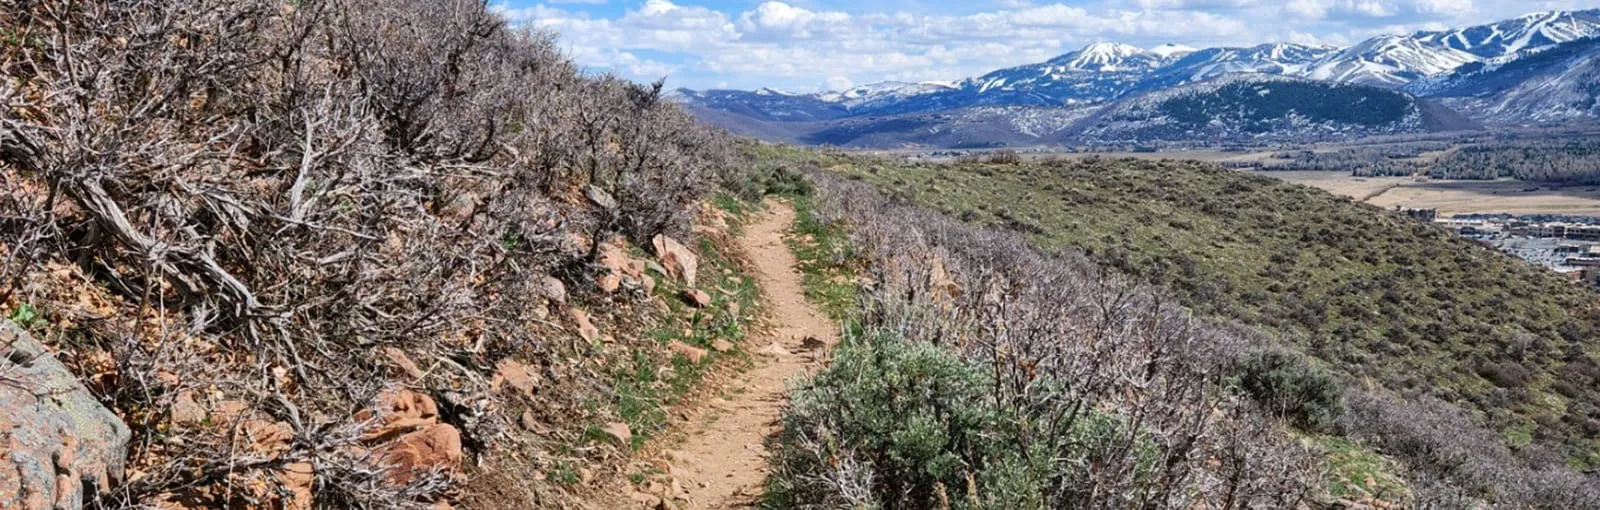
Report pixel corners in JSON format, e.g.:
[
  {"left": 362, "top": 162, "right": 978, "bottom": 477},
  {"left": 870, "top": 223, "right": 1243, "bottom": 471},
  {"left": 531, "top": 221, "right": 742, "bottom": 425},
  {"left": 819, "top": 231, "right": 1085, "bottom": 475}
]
[{"left": 1431, "top": 210, "right": 1600, "bottom": 286}]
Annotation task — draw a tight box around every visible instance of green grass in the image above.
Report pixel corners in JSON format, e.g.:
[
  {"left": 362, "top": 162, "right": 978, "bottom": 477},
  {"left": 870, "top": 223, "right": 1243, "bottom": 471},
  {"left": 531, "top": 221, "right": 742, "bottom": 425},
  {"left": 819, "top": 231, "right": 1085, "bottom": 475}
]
[
  {"left": 785, "top": 194, "right": 859, "bottom": 324},
  {"left": 595, "top": 199, "right": 764, "bottom": 452},
  {"left": 776, "top": 149, "right": 1600, "bottom": 465},
  {"left": 1311, "top": 435, "right": 1409, "bottom": 503}
]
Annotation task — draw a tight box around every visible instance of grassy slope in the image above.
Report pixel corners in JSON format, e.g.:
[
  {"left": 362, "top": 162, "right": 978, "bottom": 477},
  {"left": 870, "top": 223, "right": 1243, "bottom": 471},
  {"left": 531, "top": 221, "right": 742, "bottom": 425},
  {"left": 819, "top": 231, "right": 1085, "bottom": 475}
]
[{"left": 785, "top": 149, "right": 1600, "bottom": 466}]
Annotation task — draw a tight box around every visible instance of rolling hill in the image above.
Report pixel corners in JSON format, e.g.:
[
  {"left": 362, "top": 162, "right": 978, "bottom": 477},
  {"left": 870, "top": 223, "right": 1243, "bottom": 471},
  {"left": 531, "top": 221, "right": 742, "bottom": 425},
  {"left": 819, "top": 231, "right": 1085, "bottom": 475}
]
[{"left": 793, "top": 151, "right": 1600, "bottom": 473}]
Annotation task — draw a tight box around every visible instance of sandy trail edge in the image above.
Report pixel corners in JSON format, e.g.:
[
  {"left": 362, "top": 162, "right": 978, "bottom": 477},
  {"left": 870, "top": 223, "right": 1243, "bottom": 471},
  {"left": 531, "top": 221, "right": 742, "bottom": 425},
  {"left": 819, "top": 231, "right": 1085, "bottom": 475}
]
[{"left": 665, "top": 199, "right": 838, "bottom": 509}]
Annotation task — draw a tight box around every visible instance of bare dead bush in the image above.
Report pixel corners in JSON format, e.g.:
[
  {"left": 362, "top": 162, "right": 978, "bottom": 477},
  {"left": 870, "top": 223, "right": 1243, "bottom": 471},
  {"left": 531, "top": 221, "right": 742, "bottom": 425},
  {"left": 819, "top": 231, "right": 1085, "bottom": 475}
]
[
  {"left": 1343, "top": 391, "right": 1600, "bottom": 508},
  {"left": 0, "top": 0, "right": 739, "bottom": 506}
]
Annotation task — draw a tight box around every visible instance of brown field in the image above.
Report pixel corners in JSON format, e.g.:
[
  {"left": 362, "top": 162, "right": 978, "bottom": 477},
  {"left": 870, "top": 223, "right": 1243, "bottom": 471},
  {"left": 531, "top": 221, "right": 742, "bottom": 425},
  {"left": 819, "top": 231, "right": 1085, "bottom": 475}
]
[{"left": 1263, "top": 171, "right": 1600, "bottom": 216}]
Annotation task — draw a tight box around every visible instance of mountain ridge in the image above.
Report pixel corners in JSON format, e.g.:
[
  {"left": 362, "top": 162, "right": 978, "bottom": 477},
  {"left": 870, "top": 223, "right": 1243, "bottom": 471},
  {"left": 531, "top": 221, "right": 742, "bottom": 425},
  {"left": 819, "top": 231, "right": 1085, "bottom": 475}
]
[{"left": 675, "top": 9, "right": 1600, "bottom": 147}]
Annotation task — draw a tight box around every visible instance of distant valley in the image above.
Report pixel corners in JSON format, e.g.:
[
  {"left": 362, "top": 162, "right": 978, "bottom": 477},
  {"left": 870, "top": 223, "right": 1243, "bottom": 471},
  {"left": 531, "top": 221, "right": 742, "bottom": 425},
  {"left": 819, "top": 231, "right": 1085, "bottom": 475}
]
[{"left": 673, "top": 9, "right": 1600, "bottom": 149}]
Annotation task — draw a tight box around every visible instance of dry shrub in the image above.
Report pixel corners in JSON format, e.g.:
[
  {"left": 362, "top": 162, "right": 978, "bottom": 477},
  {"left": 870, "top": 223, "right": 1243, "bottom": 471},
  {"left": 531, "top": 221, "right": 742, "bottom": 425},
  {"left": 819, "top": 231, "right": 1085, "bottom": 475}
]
[
  {"left": 768, "top": 171, "right": 1324, "bottom": 508},
  {"left": 1342, "top": 391, "right": 1600, "bottom": 508},
  {"left": 0, "top": 0, "right": 738, "bottom": 506}
]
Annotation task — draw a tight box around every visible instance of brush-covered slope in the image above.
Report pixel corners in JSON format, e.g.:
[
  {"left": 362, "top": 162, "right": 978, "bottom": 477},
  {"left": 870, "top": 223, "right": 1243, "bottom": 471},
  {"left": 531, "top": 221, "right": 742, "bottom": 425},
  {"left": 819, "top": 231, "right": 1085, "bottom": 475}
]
[
  {"left": 1078, "top": 76, "right": 1468, "bottom": 143},
  {"left": 0, "top": 1, "right": 752, "bottom": 508},
  {"left": 814, "top": 155, "right": 1600, "bottom": 470}
]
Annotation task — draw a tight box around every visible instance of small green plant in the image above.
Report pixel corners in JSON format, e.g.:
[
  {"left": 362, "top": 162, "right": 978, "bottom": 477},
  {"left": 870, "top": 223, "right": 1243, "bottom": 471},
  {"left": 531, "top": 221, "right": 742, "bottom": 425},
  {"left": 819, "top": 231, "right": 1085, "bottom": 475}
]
[
  {"left": 1233, "top": 349, "right": 1344, "bottom": 431},
  {"left": 7, "top": 303, "right": 45, "bottom": 329},
  {"left": 548, "top": 461, "right": 581, "bottom": 486}
]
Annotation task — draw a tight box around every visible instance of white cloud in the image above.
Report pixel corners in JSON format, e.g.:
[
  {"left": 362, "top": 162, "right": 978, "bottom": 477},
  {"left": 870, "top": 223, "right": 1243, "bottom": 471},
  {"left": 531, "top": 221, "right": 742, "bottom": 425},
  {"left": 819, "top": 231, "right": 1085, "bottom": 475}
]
[
  {"left": 1277, "top": 0, "right": 1488, "bottom": 20},
  {"left": 737, "top": 2, "right": 852, "bottom": 40}
]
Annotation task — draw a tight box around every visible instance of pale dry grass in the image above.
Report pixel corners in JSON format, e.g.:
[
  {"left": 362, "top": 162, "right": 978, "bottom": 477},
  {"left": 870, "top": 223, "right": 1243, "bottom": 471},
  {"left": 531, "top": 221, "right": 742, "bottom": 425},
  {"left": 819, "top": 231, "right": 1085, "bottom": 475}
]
[{"left": 1266, "top": 171, "right": 1600, "bottom": 216}]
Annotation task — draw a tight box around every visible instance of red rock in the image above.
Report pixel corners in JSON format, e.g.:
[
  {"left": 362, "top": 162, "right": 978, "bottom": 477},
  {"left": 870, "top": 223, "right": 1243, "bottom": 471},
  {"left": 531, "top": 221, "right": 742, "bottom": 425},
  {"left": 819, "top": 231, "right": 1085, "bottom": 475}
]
[
  {"left": 569, "top": 308, "right": 601, "bottom": 342},
  {"left": 381, "top": 422, "right": 463, "bottom": 485},
  {"left": 274, "top": 462, "right": 315, "bottom": 510},
  {"left": 682, "top": 289, "right": 712, "bottom": 308},
  {"left": 597, "top": 240, "right": 638, "bottom": 294},
  {"left": 602, "top": 422, "right": 632, "bottom": 446},
  {"left": 369, "top": 388, "right": 440, "bottom": 423},
  {"left": 170, "top": 391, "right": 207, "bottom": 426},
  {"left": 492, "top": 358, "right": 539, "bottom": 398},
  {"left": 652, "top": 235, "right": 698, "bottom": 286},
  {"left": 242, "top": 419, "right": 294, "bottom": 456},
  {"left": 667, "top": 341, "right": 708, "bottom": 363},
  {"left": 355, "top": 389, "right": 464, "bottom": 485}
]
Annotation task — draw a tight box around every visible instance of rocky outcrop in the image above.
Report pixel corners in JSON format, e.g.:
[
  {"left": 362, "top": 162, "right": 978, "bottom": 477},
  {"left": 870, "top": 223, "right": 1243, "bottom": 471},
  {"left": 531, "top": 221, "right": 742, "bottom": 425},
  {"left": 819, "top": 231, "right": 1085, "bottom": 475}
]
[{"left": 0, "top": 320, "right": 131, "bottom": 510}]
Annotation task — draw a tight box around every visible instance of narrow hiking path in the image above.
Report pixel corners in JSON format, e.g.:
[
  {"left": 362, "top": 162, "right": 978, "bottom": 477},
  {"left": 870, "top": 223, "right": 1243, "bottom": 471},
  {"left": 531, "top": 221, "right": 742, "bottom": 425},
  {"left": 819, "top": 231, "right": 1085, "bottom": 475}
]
[{"left": 665, "top": 200, "right": 838, "bottom": 508}]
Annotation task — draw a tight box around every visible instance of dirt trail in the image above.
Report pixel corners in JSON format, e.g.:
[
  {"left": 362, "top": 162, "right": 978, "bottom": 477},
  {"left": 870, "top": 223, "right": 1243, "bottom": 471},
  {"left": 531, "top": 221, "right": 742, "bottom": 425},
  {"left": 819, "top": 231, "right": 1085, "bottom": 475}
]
[{"left": 664, "top": 200, "right": 837, "bottom": 508}]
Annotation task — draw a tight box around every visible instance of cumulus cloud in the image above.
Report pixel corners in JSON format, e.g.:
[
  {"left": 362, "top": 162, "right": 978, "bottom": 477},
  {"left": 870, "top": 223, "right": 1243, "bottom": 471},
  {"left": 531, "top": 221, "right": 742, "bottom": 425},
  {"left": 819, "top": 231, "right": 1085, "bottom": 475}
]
[
  {"left": 737, "top": 2, "right": 852, "bottom": 41},
  {"left": 490, "top": 0, "right": 1577, "bottom": 92},
  {"left": 1277, "top": 0, "right": 1486, "bottom": 20}
]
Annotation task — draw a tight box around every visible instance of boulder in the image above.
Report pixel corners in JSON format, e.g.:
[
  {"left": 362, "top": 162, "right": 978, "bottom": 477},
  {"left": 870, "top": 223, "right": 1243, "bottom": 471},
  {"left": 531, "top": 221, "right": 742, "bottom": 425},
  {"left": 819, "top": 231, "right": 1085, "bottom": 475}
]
[
  {"left": 0, "top": 320, "right": 131, "bottom": 510},
  {"left": 358, "top": 389, "right": 463, "bottom": 485},
  {"left": 381, "top": 423, "right": 463, "bottom": 485},
  {"left": 651, "top": 235, "right": 698, "bottom": 286}
]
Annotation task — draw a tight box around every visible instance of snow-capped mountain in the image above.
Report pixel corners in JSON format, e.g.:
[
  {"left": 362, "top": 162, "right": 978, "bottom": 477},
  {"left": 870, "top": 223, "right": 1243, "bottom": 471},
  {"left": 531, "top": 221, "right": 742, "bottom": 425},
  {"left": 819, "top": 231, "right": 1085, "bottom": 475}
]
[
  {"left": 1153, "top": 43, "right": 1339, "bottom": 83},
  {"left": 1148, "top": 43, "right": 1198, "bottom": 59},
  {"left": 1078, "top": 74, "right": 1464, "bottom": 144},
  {"left": 1413, "top": 9, "right": 1600, "bottom": 59},
  {"left": 817, "top": 81, "right": 958, "bottom": 107},
  {"left": 672, "top": 10, "right": 1600, "bottom": 148},
  {"left": 1047, "top": 42, "right": 1169, "bottom": 72},
  {"left": 1306, "top": 35, "right": 1482, "bottom": 87},
  {"left": 1417, "top": 37, "right": 1600, "bottom": 124},
  {"left": 1308, "top": 9, "right": 1600, "bottom": 87}
]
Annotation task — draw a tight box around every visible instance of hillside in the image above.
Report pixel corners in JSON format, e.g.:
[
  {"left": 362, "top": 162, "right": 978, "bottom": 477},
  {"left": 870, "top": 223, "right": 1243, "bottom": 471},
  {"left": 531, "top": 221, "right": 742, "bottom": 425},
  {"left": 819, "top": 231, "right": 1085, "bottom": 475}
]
[
  {"left": 0, "top": 1, "right": 765, "bottom": 508},
  {"left": 1078, "top": 76, "right": 1468, "bottom": 143},
  {"left": 793, "top": 152, "right": 1600, "bottom": 477}
]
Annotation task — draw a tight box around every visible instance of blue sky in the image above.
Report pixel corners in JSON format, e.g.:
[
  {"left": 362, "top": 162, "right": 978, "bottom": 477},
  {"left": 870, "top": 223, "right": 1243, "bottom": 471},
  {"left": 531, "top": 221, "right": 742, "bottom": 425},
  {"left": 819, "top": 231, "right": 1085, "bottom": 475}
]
[{"left": 491, "top": 0, "right": 1600, "bottom": 91}]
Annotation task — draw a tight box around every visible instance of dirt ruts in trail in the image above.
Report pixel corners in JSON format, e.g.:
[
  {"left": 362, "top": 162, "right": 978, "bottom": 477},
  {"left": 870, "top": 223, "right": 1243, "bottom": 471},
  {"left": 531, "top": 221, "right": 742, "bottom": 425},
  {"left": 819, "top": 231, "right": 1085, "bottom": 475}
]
[{"left": 662, "top": 200, "right": 837, "bottom": 509}]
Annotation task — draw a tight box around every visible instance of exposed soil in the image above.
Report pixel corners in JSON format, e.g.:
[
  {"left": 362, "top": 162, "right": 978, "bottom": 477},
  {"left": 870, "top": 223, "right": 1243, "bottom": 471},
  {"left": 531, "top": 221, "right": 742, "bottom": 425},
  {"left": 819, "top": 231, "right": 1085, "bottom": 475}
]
[{"left": 643, "top": 200, "right": 838, "bottom": 508}]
